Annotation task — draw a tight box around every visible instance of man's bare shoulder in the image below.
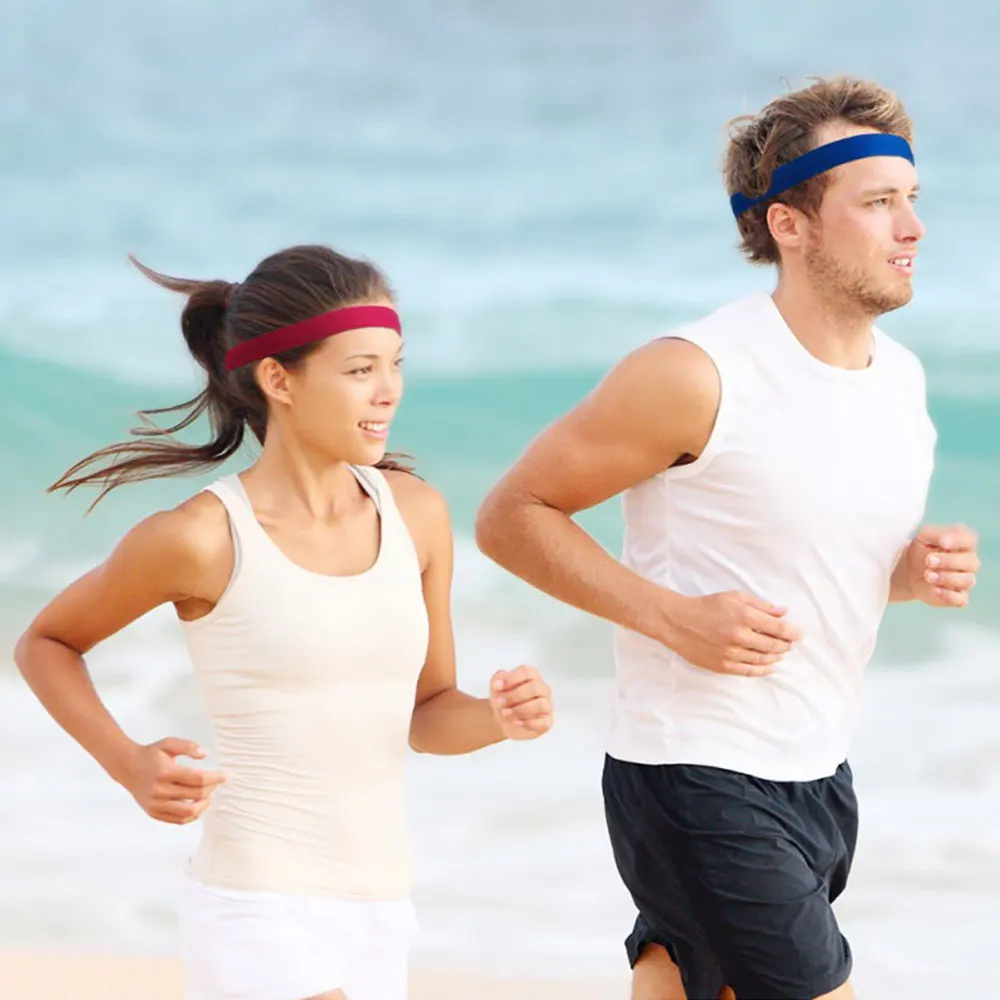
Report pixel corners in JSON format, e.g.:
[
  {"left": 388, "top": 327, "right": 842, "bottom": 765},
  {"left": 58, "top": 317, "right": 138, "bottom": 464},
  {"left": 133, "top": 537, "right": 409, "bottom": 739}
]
[
  {"left": 584, "top": 336, "right": 722, "bottom": 439},
  {"left": 617, "top": 335, "right": 722, "bottom": 398}
]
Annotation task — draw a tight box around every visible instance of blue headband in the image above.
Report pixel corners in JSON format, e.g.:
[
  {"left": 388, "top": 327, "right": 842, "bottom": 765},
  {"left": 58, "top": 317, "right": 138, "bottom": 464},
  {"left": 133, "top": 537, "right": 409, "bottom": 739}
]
[{"left": 729, "top": 133, "right": 915, "bottom": 217}]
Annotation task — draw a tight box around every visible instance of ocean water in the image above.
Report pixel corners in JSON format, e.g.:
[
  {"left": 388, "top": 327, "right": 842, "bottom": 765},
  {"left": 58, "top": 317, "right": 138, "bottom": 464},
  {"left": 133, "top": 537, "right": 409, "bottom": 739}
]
[{"left": 1, "top": 0, "right": 999, "bottom": 995}]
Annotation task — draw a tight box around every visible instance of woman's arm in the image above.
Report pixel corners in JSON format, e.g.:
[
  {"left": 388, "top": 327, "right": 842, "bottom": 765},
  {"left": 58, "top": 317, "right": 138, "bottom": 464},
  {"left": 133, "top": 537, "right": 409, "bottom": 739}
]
[
  {"left": 387, "top": 472, "right": 554, "bottom": 755},
  {"left": 14, "top": 493, "right": 232, "bottom": 822}
]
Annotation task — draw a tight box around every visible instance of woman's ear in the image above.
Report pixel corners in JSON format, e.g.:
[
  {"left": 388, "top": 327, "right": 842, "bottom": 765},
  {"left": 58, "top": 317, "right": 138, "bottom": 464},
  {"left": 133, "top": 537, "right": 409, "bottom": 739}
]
[{"left": 254, "top": 358, "right": 293, "bottom": 406}]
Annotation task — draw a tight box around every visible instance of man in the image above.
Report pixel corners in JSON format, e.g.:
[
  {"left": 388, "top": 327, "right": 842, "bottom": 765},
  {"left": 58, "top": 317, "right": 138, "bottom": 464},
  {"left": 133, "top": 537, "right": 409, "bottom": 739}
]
[{"left": 474, "top": 76, "right": 980, "bottom": 1000}]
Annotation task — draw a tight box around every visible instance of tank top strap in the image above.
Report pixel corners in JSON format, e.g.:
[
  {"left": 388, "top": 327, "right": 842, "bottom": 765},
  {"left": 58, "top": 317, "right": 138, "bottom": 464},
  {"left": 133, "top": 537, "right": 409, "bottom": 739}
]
[
  {"left": 350, "top": 464, "right": 384, "bottom": 513},
  {"left": 203, "top": 474, "right": 257, "bottom": 525},
  {"left": 201, "top": 475, "right": 269, "bottom": 572},
  {"left": 350, "top": 466, "right": 417, "bottom": 561}
]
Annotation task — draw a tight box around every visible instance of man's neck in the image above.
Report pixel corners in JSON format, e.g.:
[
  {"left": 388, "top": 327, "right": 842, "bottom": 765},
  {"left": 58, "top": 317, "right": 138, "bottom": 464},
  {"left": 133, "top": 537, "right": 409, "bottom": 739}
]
[{"left": 771, "top": 275, "right": 874, "bottom": 371}]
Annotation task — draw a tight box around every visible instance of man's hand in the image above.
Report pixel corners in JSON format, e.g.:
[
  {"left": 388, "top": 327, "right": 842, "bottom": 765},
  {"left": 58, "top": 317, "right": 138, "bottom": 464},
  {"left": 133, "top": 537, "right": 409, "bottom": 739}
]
[
  {"left": 902, "top": 524, "right": 979, "bottom": 607},
  {"left": 662, "top": 590, "right": 802, "bottom": 678}
]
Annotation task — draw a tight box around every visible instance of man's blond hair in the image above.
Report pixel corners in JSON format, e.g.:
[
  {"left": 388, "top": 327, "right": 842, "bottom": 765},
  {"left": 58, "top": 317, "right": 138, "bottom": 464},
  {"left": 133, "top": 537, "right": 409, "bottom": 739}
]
[{"left": 724, "top": 76, "right": 914, "bottom": 265}]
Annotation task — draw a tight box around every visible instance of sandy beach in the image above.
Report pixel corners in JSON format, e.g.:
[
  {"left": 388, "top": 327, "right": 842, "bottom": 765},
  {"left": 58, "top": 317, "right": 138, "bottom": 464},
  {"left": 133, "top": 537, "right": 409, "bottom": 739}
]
[{"left": 0, "top": 953, "right": 627, "bottom": 999}]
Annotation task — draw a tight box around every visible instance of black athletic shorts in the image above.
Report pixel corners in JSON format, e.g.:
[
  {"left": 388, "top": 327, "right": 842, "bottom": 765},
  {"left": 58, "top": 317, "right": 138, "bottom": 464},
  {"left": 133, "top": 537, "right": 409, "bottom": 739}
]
[{"left": 603, "top": 754, "right": 858, "bottom": 1000}]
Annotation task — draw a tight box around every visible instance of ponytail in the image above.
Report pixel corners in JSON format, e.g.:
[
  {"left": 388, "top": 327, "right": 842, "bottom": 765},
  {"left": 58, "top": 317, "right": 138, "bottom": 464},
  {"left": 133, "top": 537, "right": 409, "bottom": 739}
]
[{"left": 49, "top": 257, "right": 252, "bottom": 508}]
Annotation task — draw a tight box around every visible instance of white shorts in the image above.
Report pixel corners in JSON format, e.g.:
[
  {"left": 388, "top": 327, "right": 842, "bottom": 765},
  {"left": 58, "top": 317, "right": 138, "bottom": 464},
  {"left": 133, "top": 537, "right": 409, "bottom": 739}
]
[{"left": 178, "top": 875, "right": 418, "bottom": 1000}]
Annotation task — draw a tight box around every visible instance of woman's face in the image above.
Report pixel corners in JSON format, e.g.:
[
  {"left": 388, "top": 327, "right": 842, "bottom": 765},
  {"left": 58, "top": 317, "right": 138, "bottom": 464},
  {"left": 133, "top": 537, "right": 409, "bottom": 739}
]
[{"left": 260, "top": 315, "right": 404, "bottom": 465}]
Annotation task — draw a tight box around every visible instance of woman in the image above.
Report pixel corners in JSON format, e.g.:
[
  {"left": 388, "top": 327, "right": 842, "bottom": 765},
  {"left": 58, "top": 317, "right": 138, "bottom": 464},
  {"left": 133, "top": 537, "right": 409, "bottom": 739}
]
[{"left": 14, "top": 244, "right": 555, "bottom": 1000}]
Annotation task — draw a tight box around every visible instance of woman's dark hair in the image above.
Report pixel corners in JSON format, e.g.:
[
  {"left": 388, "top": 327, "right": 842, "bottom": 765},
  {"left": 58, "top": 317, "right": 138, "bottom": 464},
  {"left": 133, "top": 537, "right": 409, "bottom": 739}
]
[{"left": 50, "top": 245, "right": 415, "bottom": 506}]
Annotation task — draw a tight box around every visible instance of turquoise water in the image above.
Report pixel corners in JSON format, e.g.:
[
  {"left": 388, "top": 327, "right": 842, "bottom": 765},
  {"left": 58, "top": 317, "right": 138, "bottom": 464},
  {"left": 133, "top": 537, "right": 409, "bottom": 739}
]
[
  {"left": 3, "top": 345, "right": 997, "bottom": 658},
  {"left": 1, "top": 0, "right": 999, "bottom": 993}
]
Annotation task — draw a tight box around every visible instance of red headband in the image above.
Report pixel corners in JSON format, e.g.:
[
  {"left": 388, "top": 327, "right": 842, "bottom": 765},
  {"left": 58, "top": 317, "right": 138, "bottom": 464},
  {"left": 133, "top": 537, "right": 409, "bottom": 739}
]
[{"left": 224, "top": 304, "right": 402, "bottom": 372}]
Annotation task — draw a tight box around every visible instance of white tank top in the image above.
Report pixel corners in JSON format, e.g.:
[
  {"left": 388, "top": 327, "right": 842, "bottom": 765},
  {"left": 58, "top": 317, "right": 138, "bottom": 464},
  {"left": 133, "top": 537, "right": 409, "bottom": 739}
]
[
  {"left": 606, "top": 292, "right": 937, "bottom": 781},
  {"left": 180, "top": 466, "right": 429, "bottom": 898}
]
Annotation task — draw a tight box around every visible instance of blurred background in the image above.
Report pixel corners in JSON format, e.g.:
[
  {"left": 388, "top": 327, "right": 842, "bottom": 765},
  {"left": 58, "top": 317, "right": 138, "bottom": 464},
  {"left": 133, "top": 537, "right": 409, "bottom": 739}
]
[{"left": 1, "top": 0, "right": 998, "bottom": 995}]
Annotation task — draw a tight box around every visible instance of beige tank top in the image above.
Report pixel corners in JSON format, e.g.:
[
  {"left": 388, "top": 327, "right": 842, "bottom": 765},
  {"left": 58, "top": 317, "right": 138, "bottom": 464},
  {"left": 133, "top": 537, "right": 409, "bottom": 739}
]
[{"left": 180, "top": 466, "right": 430, "bottom": 899}]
